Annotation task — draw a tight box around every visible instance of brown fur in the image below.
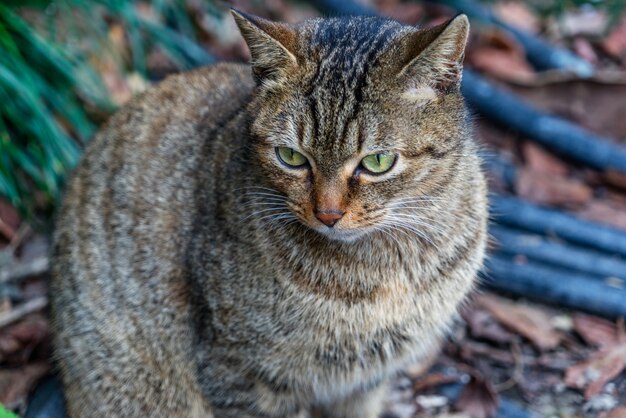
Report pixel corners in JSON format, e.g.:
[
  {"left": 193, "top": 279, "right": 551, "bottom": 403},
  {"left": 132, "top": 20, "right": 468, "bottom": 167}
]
[{"left": 51, "top": 11, "right": 487, "bottom": 418}]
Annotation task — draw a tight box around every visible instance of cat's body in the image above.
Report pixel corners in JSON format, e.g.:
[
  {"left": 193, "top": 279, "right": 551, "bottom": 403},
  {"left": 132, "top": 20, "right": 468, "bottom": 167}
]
[{"left": 51, "top": 12, "right": 487, "bottom": 418}]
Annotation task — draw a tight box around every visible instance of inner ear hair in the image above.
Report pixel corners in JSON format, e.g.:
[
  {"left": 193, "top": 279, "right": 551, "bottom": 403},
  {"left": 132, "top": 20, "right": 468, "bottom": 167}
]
[
  {"left": 396, "top": 14, "right": 470, "bottom": 93},
  {"left": 231, "top": 9, "right": 299, "bottom": 85}
]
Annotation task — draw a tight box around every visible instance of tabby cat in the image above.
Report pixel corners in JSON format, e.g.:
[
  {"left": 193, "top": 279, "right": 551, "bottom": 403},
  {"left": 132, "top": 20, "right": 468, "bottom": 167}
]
[{"left": 51, "top": 9, "right": 487, "bottom": 418}]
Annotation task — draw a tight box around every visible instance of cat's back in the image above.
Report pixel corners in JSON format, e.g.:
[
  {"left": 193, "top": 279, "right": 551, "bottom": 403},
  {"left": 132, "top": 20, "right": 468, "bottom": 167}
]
[{"left": 50, "top": 63, "right": 254, "bottom": 398}]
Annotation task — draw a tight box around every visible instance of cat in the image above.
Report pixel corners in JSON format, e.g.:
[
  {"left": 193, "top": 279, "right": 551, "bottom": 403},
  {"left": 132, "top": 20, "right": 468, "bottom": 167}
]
[{"left": 50, "top": 9, "right": 487, "bottom": 418}]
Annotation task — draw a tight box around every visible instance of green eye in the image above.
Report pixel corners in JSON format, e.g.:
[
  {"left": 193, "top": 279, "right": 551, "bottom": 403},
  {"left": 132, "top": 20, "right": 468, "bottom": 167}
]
[
  {"left": 276, "top": 147, "right": 308, "bottom": 168},
  {"left": 360, "top": 152, "right": 396, "bottom": 174}
]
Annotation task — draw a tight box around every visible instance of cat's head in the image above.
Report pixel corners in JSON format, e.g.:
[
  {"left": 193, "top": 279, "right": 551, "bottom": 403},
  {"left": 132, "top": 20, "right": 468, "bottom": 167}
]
[{"left": 234, "top": 10, "right": 472, "bottom": 242}]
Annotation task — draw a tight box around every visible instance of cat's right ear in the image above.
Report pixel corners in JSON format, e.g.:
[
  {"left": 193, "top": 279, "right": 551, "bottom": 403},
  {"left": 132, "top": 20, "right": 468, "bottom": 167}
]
[{"left": 231, "top": 10, "right": 299, "bottom": 86}]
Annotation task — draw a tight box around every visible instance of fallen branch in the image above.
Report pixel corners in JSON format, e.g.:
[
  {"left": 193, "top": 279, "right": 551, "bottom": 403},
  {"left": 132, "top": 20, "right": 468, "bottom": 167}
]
[
  {"left": 0, "top": 296, "right": 48, "bottom": 328},
  {"left": 484, "top": 255, "right": 626, "bottom": 318},
  {"left": 0, "top": 256, "right": 49, "bottom": 283},
  {"left": 429, "top": 0, "right": 593, "bottom": 76},
  {"left": 491, "top": 196, "right": 626, "bottom": 257},
  {"left": 491, "top": 225, "right": 626, "bottom": 281},
  {"left": 463, "top": 70, "right": 626, "bottom": 173}
]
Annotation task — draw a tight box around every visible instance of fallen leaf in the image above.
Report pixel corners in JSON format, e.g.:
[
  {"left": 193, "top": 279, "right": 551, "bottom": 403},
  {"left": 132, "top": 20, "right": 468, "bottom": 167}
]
[
  {"left": 509, "top": 79, "right": 626, "bottom": 141},
  {"left": 378, "top": 0, "right": 425, "bottom": 24},
  {"left": 0, "top": 199, "right": 20, "bottom": 242},
  {"left": 577, "top": 200, "right": 626, "bottom": 231},
  {"left": 601, "top": 17, "right": 626, "bottom": 60},
  {"left": 413, "top": 373, "right": 460, "bottom": 392},
  {"left": 0, "top": 315, "right": 49, "bottom": 364},
  {"left": 565, "top": 341, "right": 626, "bottom": 399},
  {"left": 600, "top": 170, "right": 626, "bottom": 192},
  {"left": 572, "top": 37, "right": 598, "bottom": 65},
  {"left": 476, "top": 294, "right": 562, "bottom": 350},
  {"left": 521, "top": 142, "right": 569, "bottom": 176},
  {"left": 454, "top": 374, "right": 499, "bottom": 418},
  {"left": 573, "top": 313, "right": 618, "bottom": 348},
  {"left": 493, "top": 1, "right": 539, "bottom": 33},
  {"left": 516, "top": 168, "right": 592, "bottom": 207},
  {"left": 468, "top": 29, "right": 534, "bottom": 82},
  {"left": 0, "top": 362, "right": 50, "bottom": 410},
  {"left": 462, "top": 306, "right": 516, "bottom": 345},
  {"left": 459, "top": 341, "right": 516, "bottom": 365},
  {"left": 602, "top": 406, "right": 626, "bottom": 418}
]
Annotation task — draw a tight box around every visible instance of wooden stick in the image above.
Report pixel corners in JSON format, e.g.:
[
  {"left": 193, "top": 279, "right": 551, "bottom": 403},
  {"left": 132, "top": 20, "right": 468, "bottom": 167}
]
[
  {"left": 0, "top": 256, "right": 49, "bottom": 283},
  {"left": 484, "top": 255, "right": 626, "bottom": 318},
  {"left": 491, "top": 196, "right": 626, "bottom": 257},
  {"left": 0, "top": 296, "right": 48, "bottom": 328},
  {"left": 491, "top": 225, "right": 626, "bottom": 280},
  {"left": 428, "top": 0, "right": 593, "bottom": 76},
  {"left": 463, "top": 70, "right": 626, "bottom": 172}
]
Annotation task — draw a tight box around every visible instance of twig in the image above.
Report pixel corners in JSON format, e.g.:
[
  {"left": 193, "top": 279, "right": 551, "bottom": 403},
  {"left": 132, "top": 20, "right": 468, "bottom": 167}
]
[
  {"left": 491, "top": 225, "right": 626, "bottom": 280},
  {"left": 428, "top": 0, "right": 593, "bottom": 76},
  {"left": 0, "top": 217, "right": 16, "bottom": 242},
  {"left": 484, "top": 255, "right": 626, "bottom": 318},
  {"left": 463, "top": 70, "right": 626, "bottom": 173},
  {"left": 0, "top": 296, "right": 48, "bottom": 328},
  {"left": 0, "top": 256, "right": 49, "bottom": 283},
  {"left": 491, "top": 196, "right": 626, "bottom": 257}
]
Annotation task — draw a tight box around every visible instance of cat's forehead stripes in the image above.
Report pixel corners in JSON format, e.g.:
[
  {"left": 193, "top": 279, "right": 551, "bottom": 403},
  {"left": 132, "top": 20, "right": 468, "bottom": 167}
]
[{"left": 298, "top": 17, "right": 407, "bottom": 156}]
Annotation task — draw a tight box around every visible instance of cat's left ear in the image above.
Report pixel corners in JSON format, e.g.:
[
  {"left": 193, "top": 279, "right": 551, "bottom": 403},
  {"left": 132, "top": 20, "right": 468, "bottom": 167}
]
[
  {"left": 231, "top": 10, "right": 299, "bottom": 86},
  {"left": 389, "top": 15, "right": 470, "bottom": 93}
]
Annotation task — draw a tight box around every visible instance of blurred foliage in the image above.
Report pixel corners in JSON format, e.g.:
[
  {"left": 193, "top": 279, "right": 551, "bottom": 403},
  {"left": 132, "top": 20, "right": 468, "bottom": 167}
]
[
  {"left": 0, "top": 0, "right": 217, "bottom": 218},
  {"left": 519, "top": 0, "right": 626, "bottom": 26}
]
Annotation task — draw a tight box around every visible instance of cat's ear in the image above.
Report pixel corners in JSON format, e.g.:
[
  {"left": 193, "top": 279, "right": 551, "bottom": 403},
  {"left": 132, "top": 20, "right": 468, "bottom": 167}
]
[
  {"left": 231, "top": 9, "right": 299, "bottom": 85},
  {"left": 390, "top": 15, "right": 469, "bottom": 94}
]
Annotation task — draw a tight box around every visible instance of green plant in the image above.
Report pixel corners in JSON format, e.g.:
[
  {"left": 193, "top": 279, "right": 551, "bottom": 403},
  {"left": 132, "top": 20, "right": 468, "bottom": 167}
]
[{"left": 0, "top": 0, "right": 217, "bottom": 218}]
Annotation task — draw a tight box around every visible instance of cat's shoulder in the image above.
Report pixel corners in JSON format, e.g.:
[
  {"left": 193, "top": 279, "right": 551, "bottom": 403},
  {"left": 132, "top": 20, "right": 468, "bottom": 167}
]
[{"left": 99, "top": 63, "right": 254, "bottom": 134}]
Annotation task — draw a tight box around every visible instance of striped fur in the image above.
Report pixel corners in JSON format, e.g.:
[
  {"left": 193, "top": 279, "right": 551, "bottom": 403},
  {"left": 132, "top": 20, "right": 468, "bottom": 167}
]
[{"left": 51, "top": 12, "right": 487, "bottom": 418}]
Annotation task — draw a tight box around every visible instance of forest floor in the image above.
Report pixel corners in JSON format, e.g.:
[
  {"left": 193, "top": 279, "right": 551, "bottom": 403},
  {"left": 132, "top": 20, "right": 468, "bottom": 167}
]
[{"left": 2, "top": 0, "right": 626, "bottom": 416}]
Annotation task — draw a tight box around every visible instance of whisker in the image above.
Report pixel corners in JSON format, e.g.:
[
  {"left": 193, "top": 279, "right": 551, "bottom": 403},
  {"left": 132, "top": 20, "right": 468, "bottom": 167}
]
[
  {"left": 386, "top": 215, "right": 450, "bottom": 238},
  {"left": 243, "top": 207, "right": 291, "bottom": 221},
  {"left": 379, "top": 219, "right": 438, "bottom": 246}
]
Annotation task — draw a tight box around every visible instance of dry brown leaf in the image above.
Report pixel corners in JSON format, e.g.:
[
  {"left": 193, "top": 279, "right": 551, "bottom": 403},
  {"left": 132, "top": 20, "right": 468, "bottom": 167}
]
[
  {"left": 453, "top": 374, "right": 499, "bottom": 418},
  {"left": 0, "top": 362, "right": 50, "bottom": 409},
  {"left": 413, "top": 372, "right": 460, "bottom": 392},
  {"left": 0, "top": 315, "right": 49, "bottom": 363},
  {"left": 468, "top": 30, "right": 535, "bottom": 82},
  {"left": 573, "top": 313, "right": 618, "bottom": 348},
  {"left": 577, "top": 200, "right": 626, "bottom": 232},
  {"left": 565, "top": 341, "right": 626, "bottom": 399},
  {"left": 572, "top": 37, "right": 599, "bottom": 65},
  {"left": 600, "top": 170, "right": 626, "bottom": 192},
  {"left": 476, "top": 294, "right": 562, "bottom": 350},
  {"left": 462, "top": 306, "right": 516, "bottom": 345},
  {"left": 601, "top": 17, "right": 626, "bottom": 60},
  {"left": 516, "top": 168, "right": 592, "bottom": 207},
  {"left": 493, "top": 1, "right": 539, "bottom": 33},
  {"left": 521, "top": 142, "right": 569, "bottom": 176},
  {"left": 470, "top": 48, "right": 535, "bottom": 82},
  {"left": 603, "top": 406, "right": 626, "bottom": 418},
  {"left": 0, "top": 199, "right": 20, "bottom": 242},
  {"left": 509, "top": 80, "right": 626, "bottom": 140}
]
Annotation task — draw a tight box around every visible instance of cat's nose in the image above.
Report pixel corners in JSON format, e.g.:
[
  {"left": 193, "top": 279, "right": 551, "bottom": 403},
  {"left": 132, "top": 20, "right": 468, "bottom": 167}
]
[{"left": 315, "top": 209, "right": 345, "bottom": 227}]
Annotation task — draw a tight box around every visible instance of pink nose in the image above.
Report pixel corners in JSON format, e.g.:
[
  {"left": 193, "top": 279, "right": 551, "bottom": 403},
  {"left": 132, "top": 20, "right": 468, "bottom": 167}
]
[{"left": 315, "top": 210, "right": 345, "bottom": 227}]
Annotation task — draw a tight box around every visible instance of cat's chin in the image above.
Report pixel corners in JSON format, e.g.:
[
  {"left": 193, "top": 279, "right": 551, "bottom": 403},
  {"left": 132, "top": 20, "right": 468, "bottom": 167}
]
[{"left": 313, "top": 226, "right": 371, "bottom": 243}]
